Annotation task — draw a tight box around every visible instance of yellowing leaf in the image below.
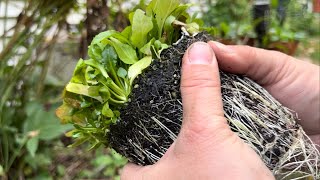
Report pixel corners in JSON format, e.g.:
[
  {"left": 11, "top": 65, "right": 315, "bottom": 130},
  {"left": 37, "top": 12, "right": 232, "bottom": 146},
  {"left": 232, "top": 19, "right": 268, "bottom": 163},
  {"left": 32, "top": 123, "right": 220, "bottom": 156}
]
[
  {"left": 131, "top": 9, "right": 153, "bottom": 48},
  {"left": 128, "top": 56, "right": 152, "bottom": 84},
  {"left": 55, "top": 104, "right": 73, "bottom": 124},
  {"left": 66, "top": 83, "right": 103, "bottom": 102}
]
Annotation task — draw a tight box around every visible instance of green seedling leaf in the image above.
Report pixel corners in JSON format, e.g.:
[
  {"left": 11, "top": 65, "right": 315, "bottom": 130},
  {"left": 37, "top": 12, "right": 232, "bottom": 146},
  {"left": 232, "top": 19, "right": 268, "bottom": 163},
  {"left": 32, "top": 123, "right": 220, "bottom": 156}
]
[
  {"left": 71, "top": 59, "right": 87, "bottom": 84},
  {"left": 91, "top": 30, "right": 118, "bottom": 46},
  {"left": 117, "top": 67, "right": 127, "bottom": 78},
  {"left": 66, "top": 83, "right": 103, "bottom": 102},
  {"left": 85, "top": 66, "right": 99, "bottom": 85},
  {"left": 131, "top": 9, "right": 153, "bottom": 48},
  {"left": 99, "top": 86, "right": 111, "bottom": 101},
  {"left": 140, "top": 38, "right": 155, "bottom": 56},
  {"left": 84, "top": 59, "right": 110, "bottom": 80},
  {"left": 128, "top": 56, "right": 152, "bottom": 84},
  {"left": 102, "top": 103, "right": 114, "bottom": 118},
  {"left": 27, "top": 136, "right": 39, "bottom": 157},
  {"left": 186, "top": 22, "right": 200, "bottom": 35},
  {"left": 121, "top": 26, "right": 132, "bottom": 39},
  {"left": 102, "top": 45, "right": 118, "bottom": 65},
  {"left": 147, "top": 0, "right": 179, "bottom": 37},
  {"left": 109, "top": 37, "right": 138, "bottom": 64}
]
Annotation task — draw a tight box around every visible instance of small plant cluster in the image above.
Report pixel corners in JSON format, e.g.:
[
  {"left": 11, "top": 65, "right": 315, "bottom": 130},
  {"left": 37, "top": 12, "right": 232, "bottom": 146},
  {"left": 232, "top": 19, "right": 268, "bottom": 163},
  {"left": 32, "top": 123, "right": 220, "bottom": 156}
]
[{"left": 56, "top": 0, "right": 199, "bottom": 149}]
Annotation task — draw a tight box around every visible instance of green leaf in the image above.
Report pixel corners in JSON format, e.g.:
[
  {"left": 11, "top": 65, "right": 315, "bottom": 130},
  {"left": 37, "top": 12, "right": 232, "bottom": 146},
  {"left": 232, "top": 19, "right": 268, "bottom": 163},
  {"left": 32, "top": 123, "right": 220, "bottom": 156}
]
[
  {"left": 99, "top": 86, "right": 111, "bottom": 101},
  {"left": 121, "top": 26, "right": 132, "bottom": 39},
  {"left": 85, "top": 66, "right": 99, "bottom": 85},
  {"left": 84, "top": 59, "right": 110, "bottom": 80},
  {"left": 109, "top": 37, "right": 138, "bottom": 64},
  {"left": 71, "top": 59, "right": 87, "bottom": 84},
  {"left": 131, "top": 9, "right": 153, "bottom": 48},
  {"left": 91, "top": 30, "right": 118, "bottom": 45},
  {"left": 102, "top": 103, "right": 114, "bottom": 118},
  {"left": 27, "top": 136, "right": 39, "bottom": 157},
  {"left": 128, "top": 56, "right": 152, "bottom": 84},
  {"left": 147, "top": 0, "right": 179, "bottom": 37},
  {"left": 117, "top": 67, "right": 127, "bottom": 78},
  {"left": 102, "top": 45, "right": 118, "bottom": 64},
  {"left": 24, "top": 102, "right": 73, "bottom": 141},
  {"left": 66, "top": 83, "right": 103, "bottom": 102},
  {"left": 140, "top": 38, "right": 155, "bottom": 55}
]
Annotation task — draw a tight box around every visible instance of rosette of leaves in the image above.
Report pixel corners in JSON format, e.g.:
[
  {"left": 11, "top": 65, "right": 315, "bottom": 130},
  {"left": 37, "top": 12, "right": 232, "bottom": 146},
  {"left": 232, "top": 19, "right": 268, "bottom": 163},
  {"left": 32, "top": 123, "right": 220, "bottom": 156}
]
[
  {"left": 56, "top": 0, "right": 319, "bottom": 179},
  {"left": 56, "top": 0, "right": 198, "bottom": 149}
]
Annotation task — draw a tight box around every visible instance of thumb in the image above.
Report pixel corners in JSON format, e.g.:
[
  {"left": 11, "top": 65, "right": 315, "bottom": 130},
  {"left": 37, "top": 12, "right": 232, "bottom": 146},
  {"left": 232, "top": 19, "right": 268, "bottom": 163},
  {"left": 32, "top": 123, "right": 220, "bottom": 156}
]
[{"left": 180, "top": 42, "right": 227, "bottom": 136}]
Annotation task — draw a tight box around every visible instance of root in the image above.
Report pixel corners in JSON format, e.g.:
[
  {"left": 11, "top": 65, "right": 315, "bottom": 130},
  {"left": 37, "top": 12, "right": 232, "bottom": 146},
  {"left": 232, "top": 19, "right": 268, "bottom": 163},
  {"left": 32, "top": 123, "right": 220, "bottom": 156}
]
[{"left": 108, "top": 32, "right": 320, "bottom": 179}]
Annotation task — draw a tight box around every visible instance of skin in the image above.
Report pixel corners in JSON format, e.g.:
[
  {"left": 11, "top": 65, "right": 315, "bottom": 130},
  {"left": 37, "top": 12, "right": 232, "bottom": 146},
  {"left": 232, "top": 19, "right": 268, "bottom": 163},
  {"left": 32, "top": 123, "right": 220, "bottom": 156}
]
[
  {"left": 121, "top": 41, "right": 320, "bottom": 179},
  {"left": 208, "top": 41, "right": 320, "bottom": 144}
]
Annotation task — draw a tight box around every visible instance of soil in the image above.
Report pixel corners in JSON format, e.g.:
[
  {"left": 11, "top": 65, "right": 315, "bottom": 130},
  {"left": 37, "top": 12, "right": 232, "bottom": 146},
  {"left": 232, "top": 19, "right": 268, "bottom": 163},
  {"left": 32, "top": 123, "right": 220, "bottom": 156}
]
[{"left": 108, "top": 32, "right": 300, "bottom": 168}]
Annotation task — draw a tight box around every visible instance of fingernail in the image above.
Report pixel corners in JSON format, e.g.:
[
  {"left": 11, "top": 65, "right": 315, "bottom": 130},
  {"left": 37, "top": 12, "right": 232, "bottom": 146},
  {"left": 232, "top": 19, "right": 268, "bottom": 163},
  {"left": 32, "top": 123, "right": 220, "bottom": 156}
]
[
  {"left": 188, "top": 42, "right": 213, "bottom": 64},
  {"left": 214, "top": 41, "right": 234, "bottom": 53}
]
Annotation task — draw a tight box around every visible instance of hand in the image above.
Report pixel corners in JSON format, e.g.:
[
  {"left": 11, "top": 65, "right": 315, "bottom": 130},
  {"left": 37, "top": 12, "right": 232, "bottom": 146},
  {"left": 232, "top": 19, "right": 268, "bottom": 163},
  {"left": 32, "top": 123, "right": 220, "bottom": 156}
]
[
  {"left": 208, "top": 41, "right": 320, "bottom": 146},
  {"left": 121, "top": 42, "right": 274, "bottom": 180}
]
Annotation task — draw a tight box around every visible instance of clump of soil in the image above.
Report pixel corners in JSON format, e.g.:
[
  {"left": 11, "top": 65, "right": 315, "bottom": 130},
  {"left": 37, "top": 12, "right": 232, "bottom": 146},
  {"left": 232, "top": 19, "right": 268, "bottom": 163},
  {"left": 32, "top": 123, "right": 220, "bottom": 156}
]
[{"left": 108, "top": 32, "right": 319, "bottom": 178}]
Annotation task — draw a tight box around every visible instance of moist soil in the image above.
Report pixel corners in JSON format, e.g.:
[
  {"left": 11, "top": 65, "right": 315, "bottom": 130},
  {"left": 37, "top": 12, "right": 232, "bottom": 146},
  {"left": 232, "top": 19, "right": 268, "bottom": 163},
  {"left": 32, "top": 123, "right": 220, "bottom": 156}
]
[{"left": 108, "top": 32, "right": 299, "bottom": 167}]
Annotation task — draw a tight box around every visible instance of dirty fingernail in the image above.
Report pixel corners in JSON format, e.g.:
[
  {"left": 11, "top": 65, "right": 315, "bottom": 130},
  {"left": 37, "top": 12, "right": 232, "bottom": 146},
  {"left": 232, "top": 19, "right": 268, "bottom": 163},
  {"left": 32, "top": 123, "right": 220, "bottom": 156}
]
[
  {"left": 213, "top": 41, "right": 234, "bottom": 53},
  {"left": 188, "top": 42, "right": 213, "bottom": 64}
]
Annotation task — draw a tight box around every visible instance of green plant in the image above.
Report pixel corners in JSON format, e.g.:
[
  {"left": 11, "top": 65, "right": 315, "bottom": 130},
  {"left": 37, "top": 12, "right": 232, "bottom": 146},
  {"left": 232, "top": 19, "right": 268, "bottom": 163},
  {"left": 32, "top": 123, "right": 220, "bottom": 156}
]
[
  {"left": 263, "top": 0, "right": 316, "bottom": 45},
  {"left": 56, "top": 0, "right": 198, "bottom": 148},
  {"left": 202, "top": 0, "right": 255, "bottom": 42},
  {"left": 0, "top": 0, "right": 77, "bottom": 179}
]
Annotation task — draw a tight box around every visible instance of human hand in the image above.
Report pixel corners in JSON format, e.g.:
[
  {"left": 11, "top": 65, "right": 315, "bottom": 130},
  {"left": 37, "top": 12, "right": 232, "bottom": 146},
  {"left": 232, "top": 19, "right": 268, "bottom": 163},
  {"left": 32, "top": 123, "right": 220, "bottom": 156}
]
[
  {"left": 208, "top": 41, "right": 320, "bottom": 146},
  {"left": 121, "top": 42, "right": 274, "bottom": 180}
]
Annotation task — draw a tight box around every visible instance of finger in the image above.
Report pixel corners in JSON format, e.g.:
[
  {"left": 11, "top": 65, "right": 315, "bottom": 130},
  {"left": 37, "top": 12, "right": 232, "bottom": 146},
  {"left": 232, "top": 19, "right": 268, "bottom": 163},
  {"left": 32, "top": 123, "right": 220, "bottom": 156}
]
[
  {"left": 208, "top": 41, "right": 320, "bottom": 136},
  {"left": 208, "top": 41, "right": 295, "bottom": 86},
  {"left": 180, "top": 42, "right": 226, "bottom": 134}
]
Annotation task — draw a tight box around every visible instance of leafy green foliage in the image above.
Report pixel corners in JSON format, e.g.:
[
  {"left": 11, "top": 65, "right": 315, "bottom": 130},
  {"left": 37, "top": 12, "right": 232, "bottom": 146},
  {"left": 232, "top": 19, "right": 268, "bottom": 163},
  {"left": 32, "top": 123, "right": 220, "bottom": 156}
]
[
  {"left": 131, "top": 9, "right": 154, "bottom": 48},
  {"left": 57, "top": 0, "right": 200, "bottom": 149}
]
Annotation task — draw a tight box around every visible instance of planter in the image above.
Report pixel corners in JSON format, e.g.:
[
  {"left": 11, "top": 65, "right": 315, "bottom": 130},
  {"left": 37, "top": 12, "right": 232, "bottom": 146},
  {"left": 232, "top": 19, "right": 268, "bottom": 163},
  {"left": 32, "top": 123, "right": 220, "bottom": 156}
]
[{"left": 267, "top": 41, "right": 299, "bottom": 55}]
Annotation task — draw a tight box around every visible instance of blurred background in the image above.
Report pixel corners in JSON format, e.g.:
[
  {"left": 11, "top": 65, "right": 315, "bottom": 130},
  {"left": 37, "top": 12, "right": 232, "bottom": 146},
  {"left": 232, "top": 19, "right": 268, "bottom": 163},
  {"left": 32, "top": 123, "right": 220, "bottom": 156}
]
[{"left": 0, "top": 0, "right": 319, "bottom": 179}]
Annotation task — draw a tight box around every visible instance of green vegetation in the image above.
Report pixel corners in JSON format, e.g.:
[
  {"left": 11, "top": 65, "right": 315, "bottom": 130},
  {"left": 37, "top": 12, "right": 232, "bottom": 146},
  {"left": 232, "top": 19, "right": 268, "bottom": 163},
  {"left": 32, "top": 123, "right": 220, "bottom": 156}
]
[{"left": 56, "top": 0, "right": 200, "bottom": 149}]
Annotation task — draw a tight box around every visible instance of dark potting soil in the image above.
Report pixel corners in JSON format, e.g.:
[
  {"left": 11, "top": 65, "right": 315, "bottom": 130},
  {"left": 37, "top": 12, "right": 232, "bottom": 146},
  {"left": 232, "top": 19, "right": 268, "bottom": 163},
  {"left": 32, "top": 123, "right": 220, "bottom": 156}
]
[{"left": 108, "top": 32, "right": 299, "bottom": 168}]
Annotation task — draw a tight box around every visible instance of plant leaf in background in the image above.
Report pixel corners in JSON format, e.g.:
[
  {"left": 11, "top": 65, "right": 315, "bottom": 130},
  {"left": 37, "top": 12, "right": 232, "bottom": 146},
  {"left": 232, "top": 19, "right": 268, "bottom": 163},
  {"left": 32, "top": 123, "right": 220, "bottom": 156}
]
[
  {"left": 130, "top": 9, "right": 153, "bottom": 49},
  {"left": 26, "top": 136, "right": 39, "bottom": 157},
  {"left": 24, "top": 102, "right": 72, "bottom": 141}
]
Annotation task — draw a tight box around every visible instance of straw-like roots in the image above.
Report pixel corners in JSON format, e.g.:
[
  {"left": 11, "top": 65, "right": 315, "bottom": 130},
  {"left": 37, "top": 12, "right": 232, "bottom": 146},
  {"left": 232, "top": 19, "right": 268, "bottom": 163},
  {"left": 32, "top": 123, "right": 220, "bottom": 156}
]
[{"left": 108, "top": 32, "right": 320, "bottom": 179}]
